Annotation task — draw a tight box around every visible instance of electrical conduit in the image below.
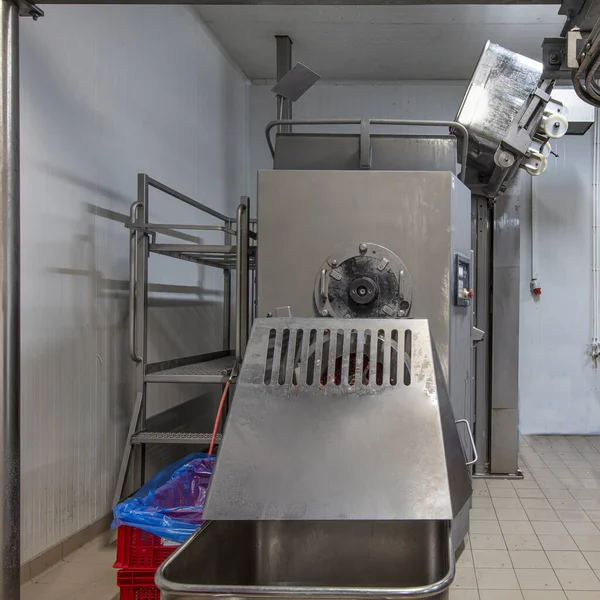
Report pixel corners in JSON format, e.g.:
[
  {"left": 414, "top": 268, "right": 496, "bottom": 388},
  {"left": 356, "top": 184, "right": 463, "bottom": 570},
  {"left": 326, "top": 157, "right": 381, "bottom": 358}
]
[{"left": 592, "top": 108, "right": 600, "bottom": 363}]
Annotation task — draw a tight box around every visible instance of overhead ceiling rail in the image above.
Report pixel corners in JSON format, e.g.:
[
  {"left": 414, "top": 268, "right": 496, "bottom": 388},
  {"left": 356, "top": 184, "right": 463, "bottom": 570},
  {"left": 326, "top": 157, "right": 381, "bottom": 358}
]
[{"left": 32, "top": 0, "right": 562, "bottom": 4}]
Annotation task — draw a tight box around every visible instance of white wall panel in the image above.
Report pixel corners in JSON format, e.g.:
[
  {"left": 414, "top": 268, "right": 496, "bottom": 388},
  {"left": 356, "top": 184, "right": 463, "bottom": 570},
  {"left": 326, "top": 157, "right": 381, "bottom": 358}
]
[
  {"left": 20, "top": 6, "right": 248, "bottom": 562},
  {"left": 519, "top": 135, "right": 600, "bottom": 434}
]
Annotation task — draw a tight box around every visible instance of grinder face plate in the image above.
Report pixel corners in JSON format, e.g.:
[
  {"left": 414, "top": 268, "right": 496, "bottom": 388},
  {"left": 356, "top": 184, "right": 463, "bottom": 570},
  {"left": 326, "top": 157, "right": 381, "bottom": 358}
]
[
  {"left": 329, "top": 255, "right": 398, "bottom": 318},
  {"left": 314, "top": 243, "right": 412, "bottom": 319}
]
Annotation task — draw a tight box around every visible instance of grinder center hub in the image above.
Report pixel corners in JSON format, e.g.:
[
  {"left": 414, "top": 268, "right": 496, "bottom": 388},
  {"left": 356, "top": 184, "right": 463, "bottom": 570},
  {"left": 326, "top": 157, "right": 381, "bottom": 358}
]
[{"left": 349, "top": 277, "right": 378, "bottom": 304}]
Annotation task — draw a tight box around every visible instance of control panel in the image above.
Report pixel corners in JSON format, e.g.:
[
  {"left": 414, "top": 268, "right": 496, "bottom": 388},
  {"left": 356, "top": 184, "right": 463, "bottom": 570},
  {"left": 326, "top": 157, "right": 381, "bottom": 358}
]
[{"left": 454, "top": 253, "right": 473, "bottom": 307}]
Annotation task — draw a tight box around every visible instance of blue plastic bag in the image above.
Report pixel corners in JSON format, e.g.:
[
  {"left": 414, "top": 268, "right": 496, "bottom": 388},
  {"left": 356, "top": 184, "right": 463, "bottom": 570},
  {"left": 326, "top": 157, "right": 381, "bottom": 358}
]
[{"left": 112, "top": 453, "right": 215, "bottom": 543}]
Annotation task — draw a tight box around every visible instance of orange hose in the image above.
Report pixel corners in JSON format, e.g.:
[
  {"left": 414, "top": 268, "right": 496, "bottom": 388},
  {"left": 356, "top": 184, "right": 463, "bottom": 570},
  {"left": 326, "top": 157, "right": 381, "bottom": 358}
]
[{"left": 209, "top": 379, "right": 230, "bottom": 455}]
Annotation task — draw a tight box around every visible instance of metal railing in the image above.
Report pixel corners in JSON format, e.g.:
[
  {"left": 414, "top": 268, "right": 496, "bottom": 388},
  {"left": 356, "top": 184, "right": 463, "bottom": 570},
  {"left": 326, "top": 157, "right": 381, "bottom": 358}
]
[{"left": 265, "top": 118, "right": 469, "bottom": 182}]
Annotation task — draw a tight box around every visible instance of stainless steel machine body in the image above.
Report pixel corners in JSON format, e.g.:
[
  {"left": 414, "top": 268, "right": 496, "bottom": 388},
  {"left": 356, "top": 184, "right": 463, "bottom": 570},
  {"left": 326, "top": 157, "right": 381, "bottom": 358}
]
[
  {"left": 156, "top": 105, "right": 485, "bottom": 600},
  {"left": 158, "top": 317, "right": 472, "bottom": 600},
  {"left": 157, "top": 169, "right": 475, "bottom": 599},
  {"left": 256, "top": 169, "right": 474, "bottom": 454}
]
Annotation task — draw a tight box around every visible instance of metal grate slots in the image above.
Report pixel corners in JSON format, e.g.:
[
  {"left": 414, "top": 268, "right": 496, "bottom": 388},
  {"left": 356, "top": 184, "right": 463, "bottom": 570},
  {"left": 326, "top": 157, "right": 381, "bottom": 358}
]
[{"left": 263, "top": 326, "right": 412, "bottom": 388}]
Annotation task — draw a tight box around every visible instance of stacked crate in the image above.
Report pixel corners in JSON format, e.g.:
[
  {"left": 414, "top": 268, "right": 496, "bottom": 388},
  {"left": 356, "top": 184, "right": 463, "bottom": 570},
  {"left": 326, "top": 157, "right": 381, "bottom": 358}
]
[{"left": 114, "top": 525, "right": 179, "bottom": 599}]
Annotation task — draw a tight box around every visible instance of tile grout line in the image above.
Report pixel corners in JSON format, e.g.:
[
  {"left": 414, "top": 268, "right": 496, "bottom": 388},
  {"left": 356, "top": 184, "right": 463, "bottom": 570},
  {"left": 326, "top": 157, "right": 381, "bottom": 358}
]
[
  {"left": 517, "top": 468, "right": 567, "bottom": 596},
  {"left": 499, "top": 478, "right": 523, "bottom": 595},
  {"left": 486, "top": 477, "right": 525, "bottom": 596}
]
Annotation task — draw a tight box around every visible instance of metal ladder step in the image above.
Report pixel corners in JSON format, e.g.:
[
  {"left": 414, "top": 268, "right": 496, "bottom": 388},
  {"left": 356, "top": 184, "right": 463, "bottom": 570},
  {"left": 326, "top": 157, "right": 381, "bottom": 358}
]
[
  {"left": 149, "top": 244, "right": 256, "bottom": 270},
  {"left": 145, "top": 352, "right": 235, "bottom": 384},
  {"left": 130, "top": 431, "right": 222, "bottom": 445}
]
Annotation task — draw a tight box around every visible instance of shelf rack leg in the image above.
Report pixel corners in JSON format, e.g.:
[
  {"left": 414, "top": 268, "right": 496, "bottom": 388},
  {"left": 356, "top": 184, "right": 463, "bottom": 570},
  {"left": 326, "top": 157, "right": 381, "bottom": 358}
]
[
  {"left": 223, "top": 220, "right": 232, "bottom": 351},
  {"left": 235, "top": 197, "right": 250, "bottom": 364},
  {"left": 112, "top": 392, "right": 144, "bottom": 508},
  {"left": 135, "top": 175, "right": 149, "bottom": 486},
  {"left": 113, "top": 177, "right": 149, "bottom": 506}
]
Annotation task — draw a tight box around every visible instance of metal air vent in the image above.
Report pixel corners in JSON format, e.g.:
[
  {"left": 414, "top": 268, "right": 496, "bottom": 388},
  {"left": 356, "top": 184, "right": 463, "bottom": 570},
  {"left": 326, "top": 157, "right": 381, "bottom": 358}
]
[{"left": 263, "top": 325, "right": 411, "bottom": 388}]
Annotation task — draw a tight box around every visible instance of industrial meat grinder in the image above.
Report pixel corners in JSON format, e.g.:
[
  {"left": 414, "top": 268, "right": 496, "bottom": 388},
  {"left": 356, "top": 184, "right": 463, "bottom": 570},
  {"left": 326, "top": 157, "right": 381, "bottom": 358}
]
[{"left": 157, "top": 156, "right": 474, "bottom": 600}]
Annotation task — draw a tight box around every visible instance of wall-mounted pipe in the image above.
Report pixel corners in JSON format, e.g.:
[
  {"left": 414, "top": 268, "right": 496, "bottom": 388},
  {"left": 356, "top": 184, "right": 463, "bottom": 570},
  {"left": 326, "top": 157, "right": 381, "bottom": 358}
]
[
  {"left": 530, "top": 178, "right": 542, "bottom": 297},
  {"left": 531, "top": 178, "right": 536, "bottom": 284},
  {"left": 592, "top": 109, "right": 600, "bottom": 363}
]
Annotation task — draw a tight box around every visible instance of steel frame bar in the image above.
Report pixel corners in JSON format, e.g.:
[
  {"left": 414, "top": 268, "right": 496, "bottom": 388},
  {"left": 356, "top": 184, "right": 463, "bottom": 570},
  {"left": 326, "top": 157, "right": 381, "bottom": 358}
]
[
  {"left": 275, "top": 35, "right": 292, "bottom": 133},
  {"left": 0, "top": 2, "right": 19, "bottom": 597},
  {"left": 34, "top": 0, "right": 561, "bottom": 4}
]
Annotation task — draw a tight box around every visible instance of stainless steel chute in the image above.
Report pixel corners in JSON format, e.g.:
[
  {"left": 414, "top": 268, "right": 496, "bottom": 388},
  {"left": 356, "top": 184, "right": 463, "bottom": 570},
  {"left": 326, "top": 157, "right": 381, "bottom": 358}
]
[{"left": 203, "top": 317, "right": 471, "bottom": 522}]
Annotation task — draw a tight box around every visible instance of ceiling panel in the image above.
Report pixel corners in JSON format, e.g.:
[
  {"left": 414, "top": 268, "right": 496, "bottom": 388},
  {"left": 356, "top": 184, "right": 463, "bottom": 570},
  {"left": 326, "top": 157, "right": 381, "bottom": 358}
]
[{"left": 196, "top": 5, "right": 564, "bottom": 80}]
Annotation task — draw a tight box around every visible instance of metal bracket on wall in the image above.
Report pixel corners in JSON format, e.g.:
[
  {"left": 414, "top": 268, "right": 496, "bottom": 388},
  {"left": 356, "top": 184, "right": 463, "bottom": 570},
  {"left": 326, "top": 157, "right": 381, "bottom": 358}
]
[
  {"left": 17, "top": 0, "right": 43, "bottom": 19},
  {"left": 471, "top": 327, "right": 485, "bottom": 345},
  {"left": 359, "top": 119, "right": 372, "bottom": 169},
  {"left": 274, "top": 35, "right": 292, "bottom": 133},
  {"left": 474, "top": 470, "right": 524, "bottom": 481},
  {"left": 542, "top": 37, "right": 571, "bottom": 79}
]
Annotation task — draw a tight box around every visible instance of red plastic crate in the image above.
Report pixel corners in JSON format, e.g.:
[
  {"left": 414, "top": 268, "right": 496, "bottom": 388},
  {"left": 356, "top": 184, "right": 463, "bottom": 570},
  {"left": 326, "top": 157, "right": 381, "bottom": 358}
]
[
  {"left": 117, "top": 569, "right": 160, "bottom": 600},
  {"left": 114, "top": 525, "right": 178, "bottom": 570}
]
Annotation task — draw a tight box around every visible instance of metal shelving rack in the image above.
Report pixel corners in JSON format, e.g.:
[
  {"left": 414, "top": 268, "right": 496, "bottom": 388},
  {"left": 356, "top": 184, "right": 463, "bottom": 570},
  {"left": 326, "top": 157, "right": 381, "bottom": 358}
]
[{"left": 113, "top": 173, "right": 254, "bottom": 506}]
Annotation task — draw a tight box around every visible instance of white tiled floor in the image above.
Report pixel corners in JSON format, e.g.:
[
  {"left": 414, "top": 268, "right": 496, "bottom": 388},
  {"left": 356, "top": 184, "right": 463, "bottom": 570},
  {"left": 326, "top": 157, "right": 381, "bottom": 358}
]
[
  {"left": 21, "top": 536, "right": 118, "bottom": 600},
  {"left": 452, "top": 434, "right": 600, "bottom": 599},
  {"left": 21, "top": 435, "right": 600, "bottom": 600}
]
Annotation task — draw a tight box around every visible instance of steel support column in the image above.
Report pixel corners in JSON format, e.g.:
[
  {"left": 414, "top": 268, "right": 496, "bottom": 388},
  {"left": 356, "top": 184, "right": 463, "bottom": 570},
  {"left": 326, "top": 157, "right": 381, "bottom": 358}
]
[
  {"left": 473, "top": 195, "right": 492, "bottom": 474},
  {"left": 0, "top": 1, "right": 20, "bottom": 597},
  {"left": 275, "top": 35, "right": 292, "bottom": 133},
  {"left": 490, "top": 177, "right": 523, "bottom": 476}
]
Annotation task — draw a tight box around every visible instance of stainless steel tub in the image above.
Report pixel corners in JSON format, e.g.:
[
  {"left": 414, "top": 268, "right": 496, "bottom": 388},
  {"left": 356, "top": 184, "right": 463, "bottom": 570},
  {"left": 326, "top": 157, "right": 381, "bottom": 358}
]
[{"left": 156, "top": 520, "right": 454, "bottom": 600}]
